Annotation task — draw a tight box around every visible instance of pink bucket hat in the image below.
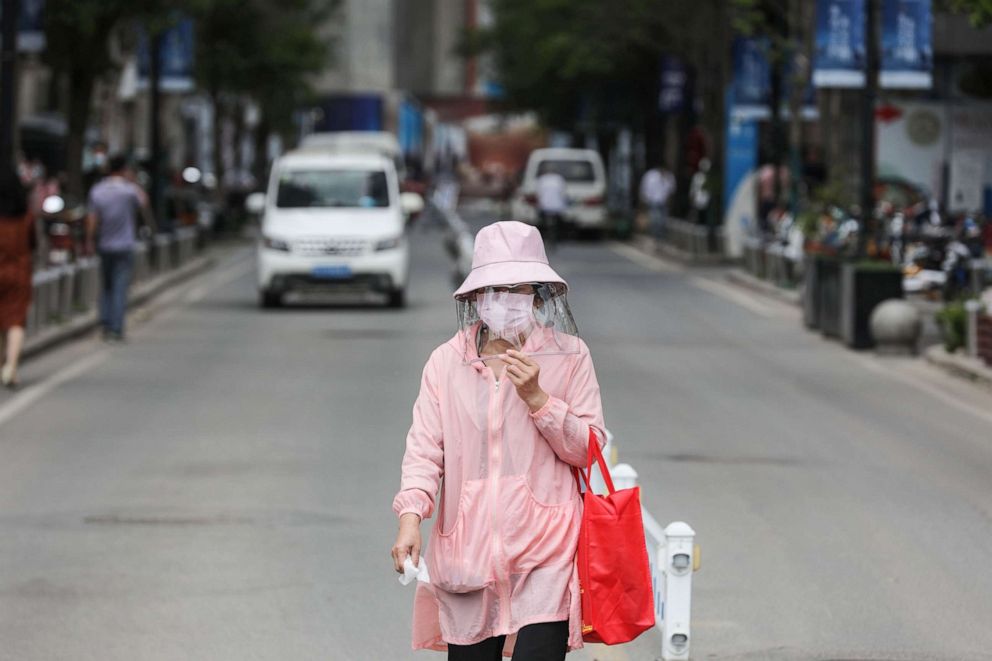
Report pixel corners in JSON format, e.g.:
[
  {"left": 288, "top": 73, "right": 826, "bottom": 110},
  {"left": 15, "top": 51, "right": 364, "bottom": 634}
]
[{"left": 453, "top": 221, "right": 567, "bottom": 298}]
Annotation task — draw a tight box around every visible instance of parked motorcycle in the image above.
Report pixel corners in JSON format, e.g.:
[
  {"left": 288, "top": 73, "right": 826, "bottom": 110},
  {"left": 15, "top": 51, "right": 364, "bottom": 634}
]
[{"left": 40, "top": 195, "right": 86, "bottom": 266}]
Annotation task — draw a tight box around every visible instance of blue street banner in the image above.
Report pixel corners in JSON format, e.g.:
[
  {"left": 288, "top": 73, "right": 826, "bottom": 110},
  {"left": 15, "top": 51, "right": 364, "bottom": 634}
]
[
  {"left": 729, "top": 37, "right": 817, "bottom": 120},
  {"left": 879, "top": 0, "right": 932, "bottom": 89},
  {"left": 813, "top": 0, "right": 866, "bottom": 87},
  {"left": 729, "top": 38, "right": 770, "bottom": 119},
  {"left": 137, "top": 19, "right": 195, "bottom": 93},
  {"left": 658, "top": 55, "right": 688, "bottom": 113},
  {"left": 0, "top": 0, "right": 45, "bottom": 52}
]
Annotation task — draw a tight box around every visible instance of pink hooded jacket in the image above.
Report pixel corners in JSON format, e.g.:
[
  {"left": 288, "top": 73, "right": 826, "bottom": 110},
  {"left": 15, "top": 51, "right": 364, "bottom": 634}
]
[{"left": 393, "top": 325, "right": 605, "bottom": 655}]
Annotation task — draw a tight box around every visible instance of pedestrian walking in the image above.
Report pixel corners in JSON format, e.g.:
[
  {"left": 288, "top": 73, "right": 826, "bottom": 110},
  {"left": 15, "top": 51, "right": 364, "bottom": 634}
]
[
  {"left": 535, "top": 163, "right": 568, "bottom": 252},
  {"left": 639, "top": 160, "right": 675, "bottom": 244},
  {"left": 0, "top": 173, "right": 35, "bottom": 389},
  {"left": 392, "top": 221, "right": 606, "bottom": 660},
  {"left": 84, "top": 155, "right": 153, "bottom": 343}
]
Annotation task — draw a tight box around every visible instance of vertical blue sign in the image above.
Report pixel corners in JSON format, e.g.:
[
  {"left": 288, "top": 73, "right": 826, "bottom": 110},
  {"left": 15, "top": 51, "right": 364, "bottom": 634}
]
[
  {"left": 730, "top": 38, "right": 771, "bottom": 119},
  {"left": 879, "top": 0, "right": 932, "bottom": 89},
  {"left": 724, "top": 118, "right": 758, "bottom": 212},
  {"left": 0, "top": 0, "right": 46, "bottom": 51},
  {"left": 138, "top": 18, "right": 195, "bottom": 93},
  {"left": 813, "top": 0, "right": 866, "bottom": 87},
  {"left": 658, "top": 55, "right": 688, "bottom": 113}
]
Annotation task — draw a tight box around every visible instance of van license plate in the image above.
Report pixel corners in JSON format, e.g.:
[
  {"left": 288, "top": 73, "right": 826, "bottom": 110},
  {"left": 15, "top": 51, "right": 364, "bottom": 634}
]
[{"left": 311, "top": 265, "right": 352, "bottom": 280}]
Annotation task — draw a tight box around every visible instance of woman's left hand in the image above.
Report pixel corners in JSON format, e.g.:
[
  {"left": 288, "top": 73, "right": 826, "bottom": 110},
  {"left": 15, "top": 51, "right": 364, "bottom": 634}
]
[{"left": 504, "top": 350, "right": 549, "bottom": 413}]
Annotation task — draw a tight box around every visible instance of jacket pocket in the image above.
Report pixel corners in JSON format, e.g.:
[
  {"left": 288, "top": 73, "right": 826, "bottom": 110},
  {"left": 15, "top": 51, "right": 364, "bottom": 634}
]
[
  {"left": 427, "top": 479, "right": 492, "bottom": 593},
  {"left": 500, "top": 475, "right": 580, "bottom": 573}
]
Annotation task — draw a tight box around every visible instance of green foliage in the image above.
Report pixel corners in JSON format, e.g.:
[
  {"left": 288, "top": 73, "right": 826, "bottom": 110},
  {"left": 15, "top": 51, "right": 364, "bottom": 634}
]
[
  {"left": 936, "top": 300, "right": 970, "bottom": 353},
  {"left": 471, "top": 0, "right": 717, "bottom": 129},
  {"left": 938, "top": 0, "right": 992, "bottom": 27}
]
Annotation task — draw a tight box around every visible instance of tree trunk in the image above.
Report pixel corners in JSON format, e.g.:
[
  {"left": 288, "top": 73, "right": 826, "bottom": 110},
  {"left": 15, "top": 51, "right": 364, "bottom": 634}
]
[
  {"left": 210, "top": 89, "right": 225, "bottom": 192},
  {"left": 253, "top": 114, "right": 270, "bottom": 188},
  {"left": 66, "top": 66, "right": 95, "bottom": 196}
]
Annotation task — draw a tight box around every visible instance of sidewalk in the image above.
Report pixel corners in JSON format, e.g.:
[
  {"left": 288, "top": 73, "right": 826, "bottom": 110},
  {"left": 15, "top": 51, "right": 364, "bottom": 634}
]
[{"left": 924, "top": 345, "right": 992, "bottom": 390}]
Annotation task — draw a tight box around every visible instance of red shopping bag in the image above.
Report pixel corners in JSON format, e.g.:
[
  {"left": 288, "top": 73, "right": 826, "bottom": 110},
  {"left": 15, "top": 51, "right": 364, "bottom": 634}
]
[{"left": 574, "top": 430, "right": 655, "bottom": 644}]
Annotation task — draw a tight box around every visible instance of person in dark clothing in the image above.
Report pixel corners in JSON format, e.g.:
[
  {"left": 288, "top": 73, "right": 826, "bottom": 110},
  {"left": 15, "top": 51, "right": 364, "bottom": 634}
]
[{"left": 0, "top": 173, "right": 34, "bottom": 388}]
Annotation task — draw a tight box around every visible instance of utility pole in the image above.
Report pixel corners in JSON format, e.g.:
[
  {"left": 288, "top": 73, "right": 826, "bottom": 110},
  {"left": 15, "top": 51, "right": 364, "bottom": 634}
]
[
  {"left": 858, "top": 0, "right": 879, "bottom": 259},
  {"left": 149, "top": 29, "right": 165, "bottom": 231},
  {"left": 0, "top": 0, "right": 19, "bottom": 181}
]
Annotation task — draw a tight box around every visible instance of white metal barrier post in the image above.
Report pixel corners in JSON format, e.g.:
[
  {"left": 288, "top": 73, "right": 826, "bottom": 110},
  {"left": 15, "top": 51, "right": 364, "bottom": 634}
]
[{"left": 661, "top": 522, "right": 696, "bottom": 660}]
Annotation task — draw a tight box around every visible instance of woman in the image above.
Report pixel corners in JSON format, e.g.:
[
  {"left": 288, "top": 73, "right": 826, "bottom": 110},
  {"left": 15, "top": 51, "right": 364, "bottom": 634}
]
[
  {"left": 0, "top": 172, "right": 34, "bottom": 389},
  {"left": 392, "top": 221, "right": 605, "bottom": 660}
]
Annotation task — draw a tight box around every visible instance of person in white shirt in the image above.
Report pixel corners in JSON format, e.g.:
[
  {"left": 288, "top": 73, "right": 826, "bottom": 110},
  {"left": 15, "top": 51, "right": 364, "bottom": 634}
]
[
  {"left": 639, "top": 161, "right": 675, "bottom": 242},
  {"left": 535, "top": 164, "right": 568, "bottom": 251}
]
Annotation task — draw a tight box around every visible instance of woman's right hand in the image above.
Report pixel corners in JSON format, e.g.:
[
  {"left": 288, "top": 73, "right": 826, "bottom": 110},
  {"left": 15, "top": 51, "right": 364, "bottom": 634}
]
[{"left": 392, "top": 513, "right": 422, "bottom": 573}]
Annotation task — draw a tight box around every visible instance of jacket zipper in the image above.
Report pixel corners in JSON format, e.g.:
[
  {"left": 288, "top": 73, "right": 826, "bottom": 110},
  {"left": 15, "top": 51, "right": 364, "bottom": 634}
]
[{"left": 488, "top": 373, "right": 511, "bottom": 631}]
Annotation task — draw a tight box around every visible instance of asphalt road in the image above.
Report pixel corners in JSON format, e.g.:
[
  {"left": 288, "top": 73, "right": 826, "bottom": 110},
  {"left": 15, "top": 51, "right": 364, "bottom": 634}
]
[{"left": 1, "top": 217, "right": 991, "bottom": 661}]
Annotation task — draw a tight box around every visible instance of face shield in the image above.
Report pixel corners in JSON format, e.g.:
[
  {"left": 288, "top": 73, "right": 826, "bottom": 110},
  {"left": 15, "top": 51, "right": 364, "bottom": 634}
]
[{"left": 455, "top": 282, "right": 580, "bottom": 365}]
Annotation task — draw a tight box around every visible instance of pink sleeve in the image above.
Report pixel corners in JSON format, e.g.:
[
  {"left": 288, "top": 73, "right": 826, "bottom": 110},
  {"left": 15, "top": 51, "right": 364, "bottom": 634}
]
[
  {"left": 392, "top": 354, "right": 444, "bottom": 520},
  {"left": 529, "top": 345, "right": 606, "bottom": 467}
]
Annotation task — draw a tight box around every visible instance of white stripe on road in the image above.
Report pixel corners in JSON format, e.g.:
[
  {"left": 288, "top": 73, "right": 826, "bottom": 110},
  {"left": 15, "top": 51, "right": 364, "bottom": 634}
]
[
  {"left": 0, "top": 351, "right": 108, "bottom": 430},
  {"left": 688, "top": 276, "right": 778, "bottom": 318},
  {"left": 607, "top": 241, "right": 685, "bottom": 274}
]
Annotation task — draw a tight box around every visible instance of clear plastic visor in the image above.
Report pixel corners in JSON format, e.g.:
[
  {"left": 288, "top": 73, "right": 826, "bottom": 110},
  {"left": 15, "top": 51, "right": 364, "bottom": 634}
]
[{"left": 455, "top": 282, "right": 580, "bottom": 365}]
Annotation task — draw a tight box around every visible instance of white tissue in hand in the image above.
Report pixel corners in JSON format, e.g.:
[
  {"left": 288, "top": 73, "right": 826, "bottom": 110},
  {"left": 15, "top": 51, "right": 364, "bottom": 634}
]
[{"left": 398, "top": 555, "right": 431, "bottom": 585}]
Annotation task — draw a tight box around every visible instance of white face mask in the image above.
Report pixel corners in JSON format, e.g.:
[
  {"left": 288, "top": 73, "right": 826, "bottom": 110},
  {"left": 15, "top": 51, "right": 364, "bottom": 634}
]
[{"left": 476, "top": 291, "right": 535, "bottom": 339}]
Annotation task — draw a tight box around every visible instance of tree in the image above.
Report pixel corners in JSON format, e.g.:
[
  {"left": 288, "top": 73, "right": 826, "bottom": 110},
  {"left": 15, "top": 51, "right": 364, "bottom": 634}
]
[
  {"left": 939, "top": 0, "right": 992, "bottom": 26},
  {"left": 43, "top": 0, "right": 131, "bottom": 194},
  {"left": 189, "top": 0, "right": 337, "bottom": 187}
]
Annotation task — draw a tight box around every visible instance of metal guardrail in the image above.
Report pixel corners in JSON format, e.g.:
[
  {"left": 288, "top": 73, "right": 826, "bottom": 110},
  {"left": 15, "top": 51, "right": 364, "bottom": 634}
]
[
  {"left": 26, "top": 228, "right": 202, "bottom": 339},
  {"left": 593, "top": 431, "right": 698, "bottom": 661},
  {"left": 661, "top": 218, "right": 725, "bottom": 260},
  {"left": 743, "top": 236, "right": 803, "bottom": 289}
]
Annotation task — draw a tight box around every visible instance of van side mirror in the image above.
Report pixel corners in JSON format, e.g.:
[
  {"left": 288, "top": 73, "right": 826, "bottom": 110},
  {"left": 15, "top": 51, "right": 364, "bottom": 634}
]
[
  {"left": 400, "top": 192, "right": 424, "bottom": 218},
  {"left": 245, "top": 192, "right": 266, "bottom": 214}
]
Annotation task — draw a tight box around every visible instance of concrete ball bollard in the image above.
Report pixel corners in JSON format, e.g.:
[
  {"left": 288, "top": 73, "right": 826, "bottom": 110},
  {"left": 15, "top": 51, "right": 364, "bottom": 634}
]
[{"left": 870, "top": 299, "right": 922, "bottom": 354}]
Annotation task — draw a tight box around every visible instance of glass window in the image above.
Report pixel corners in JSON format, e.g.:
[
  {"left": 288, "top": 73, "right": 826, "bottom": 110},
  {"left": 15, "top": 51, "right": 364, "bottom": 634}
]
[
  {"left": 276, "top": 170, "right": 390, "bottom": 208},
  {"left": 537, "top": 159, "right": 596, "bottom": 182}
]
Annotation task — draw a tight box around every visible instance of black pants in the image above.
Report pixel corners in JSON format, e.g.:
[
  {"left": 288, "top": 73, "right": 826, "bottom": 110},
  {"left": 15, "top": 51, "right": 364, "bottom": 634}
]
[{"left": 447, "top": 621, "right": 568, "bottom": 661}]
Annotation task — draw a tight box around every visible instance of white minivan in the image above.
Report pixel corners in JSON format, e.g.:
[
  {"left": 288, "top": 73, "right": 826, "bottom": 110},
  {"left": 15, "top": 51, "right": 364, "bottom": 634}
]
[
  {"left": 250, "top": 150, "right": 422, "bottom": 308},
  {"left": 511, "top": 148, "right": 608, "bottom": 234}
]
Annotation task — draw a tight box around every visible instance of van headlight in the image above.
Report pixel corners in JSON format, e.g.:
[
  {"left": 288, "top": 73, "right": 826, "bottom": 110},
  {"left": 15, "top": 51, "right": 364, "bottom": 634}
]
[
  {"left": 263, "top": 236, "right": 291, "bottom": 252},
  {"left": 374, "top": 235, "right": 403, "bottom": 252}
]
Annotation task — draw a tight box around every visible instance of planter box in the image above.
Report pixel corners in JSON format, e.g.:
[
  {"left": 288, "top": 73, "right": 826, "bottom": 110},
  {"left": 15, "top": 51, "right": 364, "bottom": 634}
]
[
  {"left": 840, "top": 262, "right": 904, "bottom": 349},
  {"left": 978, "top": 314, "right": 992, "bottom": 367}
]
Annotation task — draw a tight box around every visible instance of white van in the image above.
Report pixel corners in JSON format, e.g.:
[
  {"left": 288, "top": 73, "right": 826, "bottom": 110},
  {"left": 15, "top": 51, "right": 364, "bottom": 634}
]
[
  {"left": 511, "top": 148, "right": 608, "bottom": 233},
  {"left": 250, "top": 150, "right": 422, "bottom": 308},
  {"left": 298, "top": 131, "right": 406, "bottom": 181}
]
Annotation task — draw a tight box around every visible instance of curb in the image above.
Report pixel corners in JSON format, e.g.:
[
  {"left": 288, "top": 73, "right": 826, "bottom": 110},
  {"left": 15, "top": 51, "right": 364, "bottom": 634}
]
[
  {"left": 724, "top": 269, "right": 802, "bottom": 307},
  {"left": 923, "top": 344, "right": 992, "bottom": 390},
  {"left": 23, "top": 255, "right": 216, "bottom": 361}
]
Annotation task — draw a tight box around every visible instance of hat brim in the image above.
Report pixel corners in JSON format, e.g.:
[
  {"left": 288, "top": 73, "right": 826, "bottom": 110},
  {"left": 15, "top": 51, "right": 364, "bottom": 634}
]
[{"left": 453, "top": 261, "right": 567, "bottom": 298}]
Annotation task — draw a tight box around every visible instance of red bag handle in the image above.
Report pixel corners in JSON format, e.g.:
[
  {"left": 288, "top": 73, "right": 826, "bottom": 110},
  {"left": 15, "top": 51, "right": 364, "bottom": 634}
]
[{"left": 573, "top": 427, "right": 614, "bottom": 494}]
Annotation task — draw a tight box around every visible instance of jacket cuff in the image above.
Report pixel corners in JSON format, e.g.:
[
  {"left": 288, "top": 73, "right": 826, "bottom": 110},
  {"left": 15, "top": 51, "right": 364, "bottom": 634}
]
[
  {"left": 392, "top": 488, "right": 433, "bottom": 520},
  {"left": 528, "top": 395, "right": 559, "bottom": 420}
]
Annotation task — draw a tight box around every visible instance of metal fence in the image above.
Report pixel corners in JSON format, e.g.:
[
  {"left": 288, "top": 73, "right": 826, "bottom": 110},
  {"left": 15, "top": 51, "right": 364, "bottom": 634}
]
[
  {"left": 26, "top": 229, "right": 202, "bottom": 339},
  {"left": 593, "top": 432, "right": 698, "bottom": 661},
  {"left": 661, "top": 218, "right": 725, "bottom": 261},
  {"left": 742, "top": 236, "right": 804, "bottom": 289}
]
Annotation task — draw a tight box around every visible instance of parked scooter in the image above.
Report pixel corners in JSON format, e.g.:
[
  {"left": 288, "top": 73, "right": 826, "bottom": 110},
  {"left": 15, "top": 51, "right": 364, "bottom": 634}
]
[{"left": 40, "top": 195, "right": 86, "bottom": 266}]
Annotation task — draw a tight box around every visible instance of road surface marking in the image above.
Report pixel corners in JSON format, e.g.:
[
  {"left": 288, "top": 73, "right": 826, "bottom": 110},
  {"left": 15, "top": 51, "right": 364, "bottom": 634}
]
[
  {"left": 608, "top": 241, "right": 685, "bottom": 274},
  {"left": 688, "top": 276, "right": 777, "bottom": 317},
  {"left": 0, "top": 351, "right": 108, "bottom": 430}
]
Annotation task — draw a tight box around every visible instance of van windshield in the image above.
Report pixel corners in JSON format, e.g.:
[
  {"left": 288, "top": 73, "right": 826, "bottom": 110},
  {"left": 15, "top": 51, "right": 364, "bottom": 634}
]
[
  {"left": 536, "top": 160, "right": 596, "bottom": 183},
  {"left": 276, "top": 170, "right": 390, "bottom": 208}
]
